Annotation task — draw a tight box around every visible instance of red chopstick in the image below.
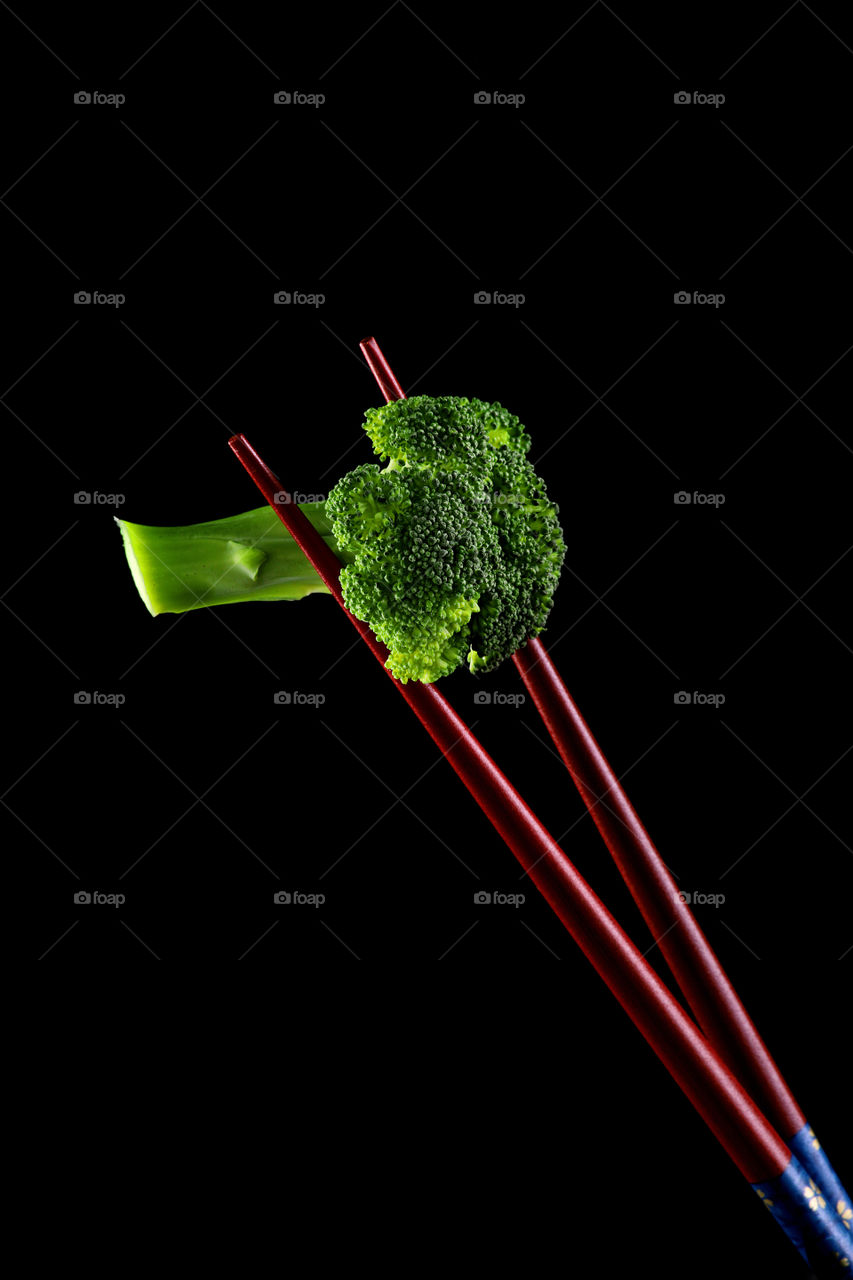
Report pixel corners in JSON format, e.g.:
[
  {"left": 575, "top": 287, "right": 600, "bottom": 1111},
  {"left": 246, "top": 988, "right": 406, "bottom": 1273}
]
[
  {"left": 228, "top": 428, "right": 791, "bottom": 1187},
  {"left": 357, "top": 336, "right": 806, "bottom": 1142}
]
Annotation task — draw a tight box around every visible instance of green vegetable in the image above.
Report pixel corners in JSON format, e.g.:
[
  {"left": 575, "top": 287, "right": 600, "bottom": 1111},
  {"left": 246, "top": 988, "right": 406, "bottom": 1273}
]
[
  {"left": 117, "top": 395, "right": 566, "bottom": 682},
  {"left": 117, "top": 502, "right": 340, "bottom": 616}
]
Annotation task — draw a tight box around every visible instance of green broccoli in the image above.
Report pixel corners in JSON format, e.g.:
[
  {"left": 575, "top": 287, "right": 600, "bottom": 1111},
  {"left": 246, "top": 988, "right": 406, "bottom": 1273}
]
[
  {"left": 325, "top": 396, "right": 565, "bottom": 681},
  {"left": 118, "top": 395, "right": 565, "bottom": 683}
]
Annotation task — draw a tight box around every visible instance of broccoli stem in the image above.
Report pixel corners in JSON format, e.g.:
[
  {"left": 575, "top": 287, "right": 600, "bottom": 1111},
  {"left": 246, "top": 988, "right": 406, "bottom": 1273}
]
[{"left": 117, "top": 501, "right": 347, "bottom": 616}]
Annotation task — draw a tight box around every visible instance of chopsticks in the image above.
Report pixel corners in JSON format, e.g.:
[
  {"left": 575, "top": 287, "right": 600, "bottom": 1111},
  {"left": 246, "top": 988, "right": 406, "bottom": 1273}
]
[
  {"left": 360, "top": 336, "right": 851, "bottom": 1226},
  {"left": 227, "top": 423, "right": 852, "bottom": 1276}
]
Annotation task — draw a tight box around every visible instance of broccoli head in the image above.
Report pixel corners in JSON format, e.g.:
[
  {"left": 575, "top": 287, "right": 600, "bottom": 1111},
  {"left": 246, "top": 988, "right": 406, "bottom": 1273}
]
[{"left": 325, "top": 395, "right": 565, "bottom": 683}]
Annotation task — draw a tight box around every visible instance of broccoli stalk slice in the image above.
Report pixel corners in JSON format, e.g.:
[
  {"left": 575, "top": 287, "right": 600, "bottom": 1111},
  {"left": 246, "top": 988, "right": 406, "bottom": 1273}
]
[{"left": 117, "top": 501, "right": 348, "bottom": 616}]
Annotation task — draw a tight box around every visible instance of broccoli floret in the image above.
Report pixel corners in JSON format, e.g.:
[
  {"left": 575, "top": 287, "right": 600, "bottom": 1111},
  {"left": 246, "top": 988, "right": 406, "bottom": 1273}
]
[{"left": 325, "top": 395, "right": 565, "bottom": 683}]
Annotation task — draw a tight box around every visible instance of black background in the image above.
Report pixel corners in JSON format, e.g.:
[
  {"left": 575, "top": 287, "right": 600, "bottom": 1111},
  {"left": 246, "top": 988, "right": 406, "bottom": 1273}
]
[{"left": 5, "top": 3, "right": 851, "bottom": 1272}]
